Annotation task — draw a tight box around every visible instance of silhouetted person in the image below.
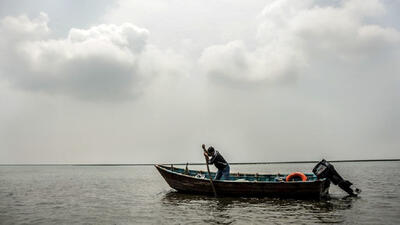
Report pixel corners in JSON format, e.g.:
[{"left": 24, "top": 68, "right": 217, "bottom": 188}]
[{"left": 202, "top": 144, "right": 230, "bottom": 180}]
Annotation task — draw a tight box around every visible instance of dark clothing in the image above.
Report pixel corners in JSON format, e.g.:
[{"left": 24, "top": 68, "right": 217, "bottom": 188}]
[
  {"left": 215, "top": 164, "right": 230, "bottom": 180},
  {"left": 208, "top": 151, "right": 229, "bottom": 170}
]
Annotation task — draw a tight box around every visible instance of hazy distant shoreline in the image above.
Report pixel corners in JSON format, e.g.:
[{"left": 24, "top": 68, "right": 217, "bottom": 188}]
[{"left": 1, "top": 158, "right": 399, "bottom": 166}]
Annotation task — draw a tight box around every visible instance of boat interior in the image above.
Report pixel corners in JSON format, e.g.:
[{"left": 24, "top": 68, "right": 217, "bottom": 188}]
[{"left": 158, "top": 164, "right": 319, "bottom": 182}]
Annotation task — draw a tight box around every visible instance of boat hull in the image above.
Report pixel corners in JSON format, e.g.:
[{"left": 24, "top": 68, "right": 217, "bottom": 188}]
[{"left": 155, "top": 165, "right": 330, "bottom": 199}]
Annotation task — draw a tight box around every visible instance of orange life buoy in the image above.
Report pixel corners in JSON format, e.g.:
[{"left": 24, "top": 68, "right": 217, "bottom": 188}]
[{"left": 286, "top": 172, "right": 307, "bottom": 182}]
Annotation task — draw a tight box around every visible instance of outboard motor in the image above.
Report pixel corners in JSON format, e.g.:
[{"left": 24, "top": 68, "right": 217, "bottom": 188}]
[{"left": 313, "top": 159, "right": 361, "bottom": 196}]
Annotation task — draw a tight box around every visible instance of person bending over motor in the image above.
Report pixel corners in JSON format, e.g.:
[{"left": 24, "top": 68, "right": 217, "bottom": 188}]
[{"left": 202, "top": 144, "right": 230, "bottom": 180}]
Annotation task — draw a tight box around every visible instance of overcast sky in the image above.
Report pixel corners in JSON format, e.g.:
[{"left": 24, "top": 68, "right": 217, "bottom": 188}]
[{"left": 0, "top": 0, "right": 399, "bottom": 164}]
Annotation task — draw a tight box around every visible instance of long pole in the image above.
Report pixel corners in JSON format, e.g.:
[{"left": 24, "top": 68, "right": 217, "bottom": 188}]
[{"left": 204, "top": 152, "right": 217, "bottom": 197}]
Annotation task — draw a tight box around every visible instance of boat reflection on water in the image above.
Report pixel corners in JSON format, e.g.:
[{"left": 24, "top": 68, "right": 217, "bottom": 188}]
[{"left": 161, "top": 191, "right": 358, "bottom": 224}]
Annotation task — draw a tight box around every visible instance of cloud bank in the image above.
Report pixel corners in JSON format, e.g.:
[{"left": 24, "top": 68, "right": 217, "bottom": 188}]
[{"left": 200, "top": 0, "right": 400, "bottom": 86}]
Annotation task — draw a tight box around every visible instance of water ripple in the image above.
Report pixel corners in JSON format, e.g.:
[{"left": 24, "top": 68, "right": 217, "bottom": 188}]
[{"left": 0, "top": 162, "right": 399, "bottom": 224}]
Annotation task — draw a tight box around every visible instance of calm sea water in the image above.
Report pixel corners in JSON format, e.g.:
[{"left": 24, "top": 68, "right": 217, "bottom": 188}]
[{"left": 0, "top": 162, "right": 399, "bottom": 225}]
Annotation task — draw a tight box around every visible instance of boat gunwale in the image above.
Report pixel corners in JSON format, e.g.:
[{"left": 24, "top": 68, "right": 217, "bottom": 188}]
[{"left": 155, "top": 164, "right": 325, "bottom": 184}]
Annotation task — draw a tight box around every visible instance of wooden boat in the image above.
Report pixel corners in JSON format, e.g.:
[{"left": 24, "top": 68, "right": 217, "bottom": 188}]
[{"left": 155, "top": 164, "right": 330, "bottom": 199}]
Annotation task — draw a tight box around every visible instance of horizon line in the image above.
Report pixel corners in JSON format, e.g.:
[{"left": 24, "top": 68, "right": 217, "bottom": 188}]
[{"left": 1, "top": 158, "right": 399, "bottom": 166}]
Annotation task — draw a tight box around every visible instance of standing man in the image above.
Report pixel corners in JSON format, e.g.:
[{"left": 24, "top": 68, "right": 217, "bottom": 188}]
[{"left": 202, "top": 144, "right": 230, "bottom": 180}]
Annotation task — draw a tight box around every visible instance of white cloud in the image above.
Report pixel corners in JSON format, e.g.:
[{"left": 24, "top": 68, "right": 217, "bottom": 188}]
[
  {"left": 200, "top": 0, "right": 400, "bottom": 86},
  {"left": 199, "top": 40, "right": 304, "bottom": 85},
  {"left": 0, "top": 12, "right": 50, "bottom": 41},
  {"left": 0, "top": 13, "right": 187, "bottom": 101},
  {"left": 103, "top": 0, "right": 268, "bottom": 58}
]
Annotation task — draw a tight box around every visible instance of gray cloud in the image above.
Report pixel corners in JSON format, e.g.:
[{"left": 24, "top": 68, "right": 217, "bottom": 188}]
[
  {"left": 0, "top": 13, "right": 186, "bottom": 101},
  {"left": 199, "top": 0, "right": 400, "bottom": 87},
  {"left": 199, "top": 40, "right": 304, "bottom": 87}
]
